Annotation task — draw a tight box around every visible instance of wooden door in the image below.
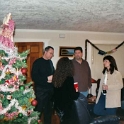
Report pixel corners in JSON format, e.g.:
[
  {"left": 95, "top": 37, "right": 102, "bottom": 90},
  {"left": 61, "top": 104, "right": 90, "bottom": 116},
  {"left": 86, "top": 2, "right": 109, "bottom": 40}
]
[{"left": 15, "top": 42, "right": 44, "bottom": 83}]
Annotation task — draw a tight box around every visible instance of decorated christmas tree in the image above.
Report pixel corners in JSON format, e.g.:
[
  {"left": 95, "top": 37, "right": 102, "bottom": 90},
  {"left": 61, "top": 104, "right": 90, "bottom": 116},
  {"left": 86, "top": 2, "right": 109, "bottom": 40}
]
[{"left": 0, "top": 13, "right": 40, "bottom": 124}]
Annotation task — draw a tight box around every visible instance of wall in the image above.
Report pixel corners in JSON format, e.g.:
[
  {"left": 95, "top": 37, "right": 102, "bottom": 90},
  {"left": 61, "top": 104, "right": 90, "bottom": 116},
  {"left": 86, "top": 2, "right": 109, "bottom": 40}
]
[
  {"left": 14, "top": 29, "right": 124, "bottom": 67},
  {"left": 91, "top": 44, "right": 124, "bottom": 79},
  {"left": 14, "top": 29, "right": 124, "bottom": 96}
]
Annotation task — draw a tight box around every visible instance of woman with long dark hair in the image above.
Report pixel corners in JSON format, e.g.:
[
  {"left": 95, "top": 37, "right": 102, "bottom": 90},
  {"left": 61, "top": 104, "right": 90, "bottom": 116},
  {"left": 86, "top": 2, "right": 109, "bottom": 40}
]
[
  {"left": 53, "top": 57, "right": 79, "bottom": 124},
  {"left": 94, "top": 55, "right": 123, "bottom": 115}
]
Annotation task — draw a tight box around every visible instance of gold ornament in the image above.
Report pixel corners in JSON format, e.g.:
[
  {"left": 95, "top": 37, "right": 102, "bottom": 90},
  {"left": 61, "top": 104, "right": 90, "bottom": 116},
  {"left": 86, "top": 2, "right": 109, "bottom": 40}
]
[
  {"left": 5, "top": 68, "right": 11, "bottom": 74},
  {"left": 29, "top": 98, "right": 34, "bottom": 102},
  {"left": 22, "top": 105, "right": 27, "bottom": 110},
  {"left": 12, "top": 75, "right": 17, "bottom": 81}
]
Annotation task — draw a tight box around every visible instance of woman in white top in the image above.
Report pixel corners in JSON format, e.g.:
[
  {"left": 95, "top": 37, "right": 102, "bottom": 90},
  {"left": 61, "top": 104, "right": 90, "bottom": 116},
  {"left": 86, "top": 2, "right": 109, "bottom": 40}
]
[{"left": 93, "top": 55, "right": 123, "bottom": 115}]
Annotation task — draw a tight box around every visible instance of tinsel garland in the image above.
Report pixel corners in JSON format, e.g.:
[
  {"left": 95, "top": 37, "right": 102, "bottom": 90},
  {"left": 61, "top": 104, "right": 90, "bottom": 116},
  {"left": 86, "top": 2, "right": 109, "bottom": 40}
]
[
  {"left": 0, "top": 65, "right": 17, "bottom": 80},
  {"left": 0, "top": 43, "right": 18, "bottom": 57},
  {"left": 28, "top": 117, "right": 38, "bottom": 124},
  {"left": 0, "top": 99, "right": 27, "bottom": 115},
  {"left": 0, "top": 13, "right": 39, "bottom": 124},
  {"left": 0, "top": 84, "right": 17, "bottom": 92},
  {"left": 0, "top": 89, "right": 32, "bottom": 114},
  {"left": 0, "top": 97, "right": 37, "bottom": 124}
]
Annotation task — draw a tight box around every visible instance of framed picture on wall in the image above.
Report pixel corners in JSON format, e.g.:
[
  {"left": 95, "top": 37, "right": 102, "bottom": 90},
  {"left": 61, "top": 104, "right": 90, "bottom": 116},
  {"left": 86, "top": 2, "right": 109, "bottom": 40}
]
[{"left": 59, "top": 46, "right": 75, "bottom": 57}]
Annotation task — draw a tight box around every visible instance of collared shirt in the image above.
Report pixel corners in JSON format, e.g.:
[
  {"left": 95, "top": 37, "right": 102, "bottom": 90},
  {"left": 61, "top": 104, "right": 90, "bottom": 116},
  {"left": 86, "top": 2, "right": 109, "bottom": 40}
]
[{"left": 72, "top": 59, "right": 92, "bottom": 92}]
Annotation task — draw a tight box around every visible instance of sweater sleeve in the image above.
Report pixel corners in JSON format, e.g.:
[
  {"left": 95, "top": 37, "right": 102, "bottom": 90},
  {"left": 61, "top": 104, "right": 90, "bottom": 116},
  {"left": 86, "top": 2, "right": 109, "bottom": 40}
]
[{"left": 68, "top": 77, "right": 79, "bottom": 100}]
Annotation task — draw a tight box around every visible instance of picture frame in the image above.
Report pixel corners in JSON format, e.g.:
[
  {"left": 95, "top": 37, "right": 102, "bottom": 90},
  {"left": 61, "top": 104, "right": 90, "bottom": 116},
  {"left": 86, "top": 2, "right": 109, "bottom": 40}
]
[{"left": 59, "top": 46, "right": 75, "bottom": 57}]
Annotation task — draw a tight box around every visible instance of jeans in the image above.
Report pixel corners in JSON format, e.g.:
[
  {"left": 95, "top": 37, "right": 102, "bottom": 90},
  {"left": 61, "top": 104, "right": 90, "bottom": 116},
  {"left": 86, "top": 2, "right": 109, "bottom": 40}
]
[
  {"left": 93, "top": 93, "right": 117, "bottom": 116},
  {"left": 121, "top": 101, "right": 124, "bottom": 109},
  {"left": 80, "top": 91, "right": 88, "bottom": 97}
]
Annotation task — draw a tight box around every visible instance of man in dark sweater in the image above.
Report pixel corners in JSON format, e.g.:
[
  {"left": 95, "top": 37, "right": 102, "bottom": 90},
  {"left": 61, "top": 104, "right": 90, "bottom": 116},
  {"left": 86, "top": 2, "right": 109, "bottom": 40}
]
[
  {"left": 72, "top": 47, "right": 92, "bottom": 97},
  {"left": 31, "top": 46, "right": 54, "bottom": 124}
]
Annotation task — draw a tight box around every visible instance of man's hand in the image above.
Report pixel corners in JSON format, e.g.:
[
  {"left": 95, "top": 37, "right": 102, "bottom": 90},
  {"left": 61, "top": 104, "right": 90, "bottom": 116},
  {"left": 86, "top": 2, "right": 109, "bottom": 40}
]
[{"left": 47, "top": 75, "right": 53, "bottom": 83}]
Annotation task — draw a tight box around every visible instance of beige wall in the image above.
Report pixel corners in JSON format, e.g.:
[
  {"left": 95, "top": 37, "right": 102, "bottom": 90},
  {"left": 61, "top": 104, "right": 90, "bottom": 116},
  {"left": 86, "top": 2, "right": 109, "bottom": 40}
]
[
  {"left": 14, "top": 29, "right": 124, "bottom": 96},
  {"left": 14, "top": 29, "right": 124, "bottom": 68}
]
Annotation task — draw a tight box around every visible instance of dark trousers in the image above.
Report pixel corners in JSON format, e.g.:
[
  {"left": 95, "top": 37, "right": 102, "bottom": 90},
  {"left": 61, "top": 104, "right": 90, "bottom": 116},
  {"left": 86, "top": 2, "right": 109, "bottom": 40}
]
[
  {"left": 35, "top": 87, "right": 54, "bottom": 124},
  {"left": 60, "top": 105, "right": 77, "bottom": 124},
  {"left": 93, "top": 93, "right": 117, "bottom": 116}
]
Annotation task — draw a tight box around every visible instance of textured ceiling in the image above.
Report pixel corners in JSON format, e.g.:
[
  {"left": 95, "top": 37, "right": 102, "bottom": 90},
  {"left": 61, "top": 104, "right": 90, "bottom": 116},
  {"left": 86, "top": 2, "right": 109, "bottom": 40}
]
[{"left": 0, "top": 0, "right": 124, "bottom": 33}]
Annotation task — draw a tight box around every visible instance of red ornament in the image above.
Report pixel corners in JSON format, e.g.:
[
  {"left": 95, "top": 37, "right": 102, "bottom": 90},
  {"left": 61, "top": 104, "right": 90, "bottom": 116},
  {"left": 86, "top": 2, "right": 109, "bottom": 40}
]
[
  {"left": 5, "top": 80, "right": 9, "bottom": 83},
  {"left": 38, "top": 120, "right": 42, "bottom": 123},
  {"left": 27, "top": 110, "right": 31, "bottom": 116},
  {"left": 31, "top": 99, "right": 38, "bottom": 106},
  {"left": 21, "top": 68, "right": 27, "bottom": 74}
]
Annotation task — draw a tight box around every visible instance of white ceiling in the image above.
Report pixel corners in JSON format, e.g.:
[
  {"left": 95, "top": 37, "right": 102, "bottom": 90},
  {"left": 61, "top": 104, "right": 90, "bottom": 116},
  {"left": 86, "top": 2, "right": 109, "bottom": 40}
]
[{"left": 0, "top": 0, "right": 124, "bottom": 33}]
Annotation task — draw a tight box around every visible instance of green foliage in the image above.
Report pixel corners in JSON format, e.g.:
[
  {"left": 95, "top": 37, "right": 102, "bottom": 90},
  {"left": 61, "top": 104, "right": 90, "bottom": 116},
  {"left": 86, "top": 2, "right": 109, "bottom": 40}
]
[
  {"left": 1, "top": 59, "right": 8, "bottom": 66},
  {"left": 0, "top": 50, "right": 8, "bottom": 57},
  {"left": 5, "top": 73, "right": 14, "bottom": 80},
  {"left": 0, "top": 79, "right": 5, "bottom": 84},
  {"left": 0, "top": 49, "right": 40, "bottom": 123},
  {"left": 12, "top": 60, "right": 27, "bottom": 69},
  {"left": 18, "top": 75, "right": 26, "bottom": 82},
  {"left": 19, "top": 50, "right": 30, "bottom": 58},
  {"left": 1, "top": 93, "right": 10, "bottom": 108}
]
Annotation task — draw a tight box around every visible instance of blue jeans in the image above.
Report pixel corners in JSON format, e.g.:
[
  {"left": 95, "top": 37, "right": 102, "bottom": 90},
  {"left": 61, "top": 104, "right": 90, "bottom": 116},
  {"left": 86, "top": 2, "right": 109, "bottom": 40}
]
[
  {"left": 121, "top": 101, "right": 124, "bottom": 109},
  {"left": 80, "top": 91, "right": 88, "bottom": 97},
  {"left": 93, "top": 93, "right": 117, "bottom": 116}
]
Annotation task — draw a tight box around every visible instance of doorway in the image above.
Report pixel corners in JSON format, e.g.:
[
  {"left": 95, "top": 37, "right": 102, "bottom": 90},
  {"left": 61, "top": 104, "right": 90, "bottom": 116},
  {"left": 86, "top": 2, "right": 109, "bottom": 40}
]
[{"left": 15, "top": 42, "right": 44, "bottom": 83}]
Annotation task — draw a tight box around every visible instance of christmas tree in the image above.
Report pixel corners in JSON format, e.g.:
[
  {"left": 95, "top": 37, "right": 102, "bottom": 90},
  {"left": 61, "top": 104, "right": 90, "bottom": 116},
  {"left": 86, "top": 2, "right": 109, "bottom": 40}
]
[{"left": 0, "top": 13, "right": 40, "bottom": 124}]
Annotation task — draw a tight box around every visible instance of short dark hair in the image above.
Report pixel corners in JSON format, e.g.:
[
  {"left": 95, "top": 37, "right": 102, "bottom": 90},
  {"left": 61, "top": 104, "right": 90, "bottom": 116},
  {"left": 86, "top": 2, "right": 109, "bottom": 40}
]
[
  {"left": 74, "top": 47, "right": 83, "bottom": 53},
  {"left": 45, "top": 46, "right": 54, "bottom": 51}
]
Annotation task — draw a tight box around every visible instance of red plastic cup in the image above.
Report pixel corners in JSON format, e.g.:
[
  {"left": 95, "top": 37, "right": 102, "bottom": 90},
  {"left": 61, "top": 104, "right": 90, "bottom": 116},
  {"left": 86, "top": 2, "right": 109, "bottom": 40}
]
[{"left": 74, "top": 82, "right": 78, "bottom": 92}]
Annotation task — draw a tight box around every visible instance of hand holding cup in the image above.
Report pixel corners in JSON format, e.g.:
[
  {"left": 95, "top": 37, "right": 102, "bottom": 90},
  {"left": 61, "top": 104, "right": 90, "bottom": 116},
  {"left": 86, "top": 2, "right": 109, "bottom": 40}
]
[{"left": 74, "top": 82, "right": 78, "bottom": 92}]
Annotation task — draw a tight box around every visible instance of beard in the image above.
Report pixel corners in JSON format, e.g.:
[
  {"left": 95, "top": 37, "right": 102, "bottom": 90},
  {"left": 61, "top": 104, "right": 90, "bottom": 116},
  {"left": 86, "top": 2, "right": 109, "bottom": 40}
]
[{"left": 75, "top": 56, "right": 82, "bottom": 60}]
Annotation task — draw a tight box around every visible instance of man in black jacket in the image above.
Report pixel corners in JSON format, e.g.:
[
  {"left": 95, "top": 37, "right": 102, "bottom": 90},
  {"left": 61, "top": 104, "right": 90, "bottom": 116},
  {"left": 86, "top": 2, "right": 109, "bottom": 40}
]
[{"left": 31, "top": 46, "right": 54, "bottom": 124}]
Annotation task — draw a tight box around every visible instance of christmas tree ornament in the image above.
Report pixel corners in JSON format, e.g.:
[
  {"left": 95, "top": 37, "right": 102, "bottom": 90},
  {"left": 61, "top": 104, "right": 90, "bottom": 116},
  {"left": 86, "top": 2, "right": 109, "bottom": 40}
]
[
  {"left": 29, "top": 98, "right": 34, "bottom": 102},
  {"left": 21, "top": 68, "right": 27, "bottom": 74},
  {"left": 27, "top": 110, "right": 31, "bottom": 116},
  {"left": 18, "top": 113, "right": 23, "bottom": 118},
  {"left": 5, "top": 68, "right": 11, "bottom": 74},
  {"left": 38, "top": 120, "right": 42, "bottom": 123},
  {"left": 22, "top": 105, "right": 27, "bottom": 110},
  {"left": 7, "top": 95, "right": 12, "bottom": 100},
  {"left": 12, "top": 75, "right": 18, "bottom": 81},
  {"left": 31, "top": 99, "right": 38, "bottom": 106},
  {"left": 5, "top": 80, "right": 9, "bottom": 84},
  {"left": 22, "top": 59, "right": 26, "bottom": 63},
  {"left": 0, "top": 13, "right": 39, "bottom": 124},
  {"left": 19, "top": 85, "right": 25, "bottom": 90}
]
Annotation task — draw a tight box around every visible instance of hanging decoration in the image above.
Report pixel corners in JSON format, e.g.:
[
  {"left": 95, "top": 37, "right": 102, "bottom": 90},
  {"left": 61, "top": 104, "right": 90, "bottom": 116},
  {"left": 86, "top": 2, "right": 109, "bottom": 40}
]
[{"left": 85, "top": 39, "right": 124, "bottom": 60}]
